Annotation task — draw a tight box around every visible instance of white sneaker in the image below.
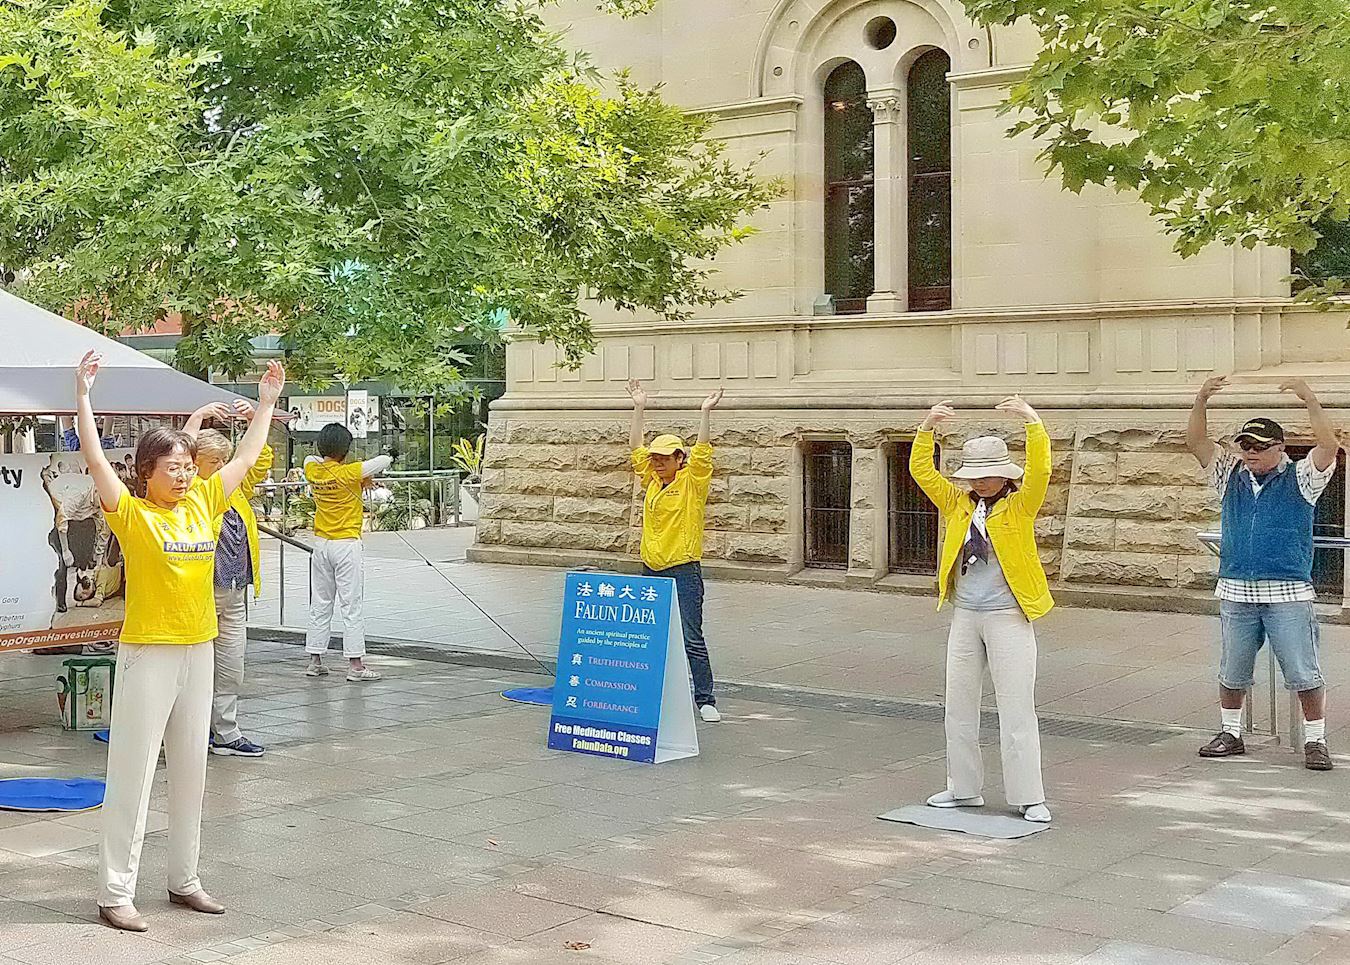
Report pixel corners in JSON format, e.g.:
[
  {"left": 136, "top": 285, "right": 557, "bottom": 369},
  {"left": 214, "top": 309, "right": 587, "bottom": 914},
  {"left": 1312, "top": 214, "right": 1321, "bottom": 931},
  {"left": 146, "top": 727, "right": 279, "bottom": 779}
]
[
  {"left": 699, "top": 704, "right": 722, "bottom": 723},
  {"left": 1020, "top": 803, "right": 1052, "bottom": 823},
  {"left": 304, "top": 662, "right": 328, "bottom": 677},
  {"left": 926, "top": 790, "right": 984, "bottom": 809},
  {"left": 347, "top": 667, "right": 382, "bottom": 682}
]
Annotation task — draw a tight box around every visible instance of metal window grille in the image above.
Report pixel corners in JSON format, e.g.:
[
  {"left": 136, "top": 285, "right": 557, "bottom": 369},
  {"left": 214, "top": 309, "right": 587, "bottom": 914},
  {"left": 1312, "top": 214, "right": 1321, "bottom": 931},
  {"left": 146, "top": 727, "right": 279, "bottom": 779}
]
[
  {"left": 1286, "top": 444, "right": 1346, "bottom": 599},
  {"left": 888, "top": 441, "right": 940, "bottom": 575},
  {"left": 803, "top": 442, "right": 852, "bottom": 569}
]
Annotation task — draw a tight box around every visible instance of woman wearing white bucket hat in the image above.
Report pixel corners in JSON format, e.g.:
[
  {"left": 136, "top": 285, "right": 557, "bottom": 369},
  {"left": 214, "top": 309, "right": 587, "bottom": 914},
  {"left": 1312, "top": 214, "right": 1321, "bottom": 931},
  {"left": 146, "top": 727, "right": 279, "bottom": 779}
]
[{"left": 910, "top": 396, "right": 1054, "bottom": 824}]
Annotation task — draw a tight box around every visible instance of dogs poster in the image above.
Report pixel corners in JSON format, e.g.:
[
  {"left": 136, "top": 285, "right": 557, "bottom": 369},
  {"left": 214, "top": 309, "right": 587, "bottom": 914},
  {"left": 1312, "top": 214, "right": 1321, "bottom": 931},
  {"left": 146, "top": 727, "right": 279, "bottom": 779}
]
[{"left": 0, "top": 451, "right": 132, "bottom": 653}]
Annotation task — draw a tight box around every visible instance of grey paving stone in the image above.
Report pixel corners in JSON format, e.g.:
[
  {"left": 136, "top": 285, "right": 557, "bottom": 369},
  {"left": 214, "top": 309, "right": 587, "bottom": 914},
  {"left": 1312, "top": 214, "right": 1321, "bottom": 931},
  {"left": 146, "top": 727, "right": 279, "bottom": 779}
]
[
  {"left": 1170, "top": 872, "right": 1350, "bottom": 937},
  {"left": 1077, "top": 941, "right": 1242, "bottom": 965}
]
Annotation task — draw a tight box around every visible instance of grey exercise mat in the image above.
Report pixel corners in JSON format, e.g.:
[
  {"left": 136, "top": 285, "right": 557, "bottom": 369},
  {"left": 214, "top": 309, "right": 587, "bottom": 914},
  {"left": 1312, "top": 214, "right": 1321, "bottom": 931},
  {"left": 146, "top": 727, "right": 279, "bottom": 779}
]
[{"left": 877, "top": 805, "right": 1050, "bottom": 839}]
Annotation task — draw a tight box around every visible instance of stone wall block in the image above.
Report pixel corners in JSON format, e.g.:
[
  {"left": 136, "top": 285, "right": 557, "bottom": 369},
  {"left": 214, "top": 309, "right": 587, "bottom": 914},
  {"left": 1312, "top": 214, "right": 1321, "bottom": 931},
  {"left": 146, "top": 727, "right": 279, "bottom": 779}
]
[
  {"left": 848, "top": 516, "right": 871, "bottom": 568},
  {"left": 1077, "top": 427, "right": 1191, "bottom": 452},
  {"left": 507, "top": 469, "right": 633, "bottom": 499},
  {"left": 1065, "top": 518, "right": 1116, "bottom": 550},
  {"left": 1174, "top": 486, "right": 1221, "bottom": 522},
  {"left": 1072, "top": 451, "right": 1117, "bottom": 485},
  {"left": 505, "top": 422, "right": 626, "bottom": 445},
  {"left": 1035, "top": 516, "right": 1065, "bottom": 547},
  {"left": 484, "top": 444, "right": 575, "bottom": 471},
  {"left": 481, "top": 493, "right": 555, "bottom": 521},
  {"left": 1062, "top": 550, "right": 1178, "bottom": 587},
  {"left": 1178, "top": 553, "right": 1220, "bottom": 589},
  {"left": 751, "top": 448, "right": 792, "bottom": 477},
  {"left": 1041, "top": 484, "right": 1071, "bottom": 516},
  {"left": 714, "top": 423, "right": 799, "bottom": 447},
  {"left": 1070, "top": 486, "right": 1179, "bottom": 522},
  {"left": 500, "top": 521, "right": 626, "bottom": 553},
  {"left": 1117, "top": 520, "right": 1209, "bottom": 555},
  {"left": 554, "top": 497, "right": 630, "bottom": 526},
  {"left": 1116, "top": 452, "right": 1207, "bottom": 486},
  {"left": 704, "top": 504, "right": 748, "bottom": 531},
  {"left": 712, "top": 448, "right": 755, "bottom": 475},
  {"left": 726, "top": 533, "right": 791, "bottom": 563},
  {"left": 575, "top": 445, "right": 632, "bottom": 472},
  {"left": 748, "top": 504, "right": 788, "bottom": 533},
  {"left": 702, "top": 531, "right": 729, "bottom": 559},
  {"left": 729, "top": 476, "right": 790, "bottom": 505}
]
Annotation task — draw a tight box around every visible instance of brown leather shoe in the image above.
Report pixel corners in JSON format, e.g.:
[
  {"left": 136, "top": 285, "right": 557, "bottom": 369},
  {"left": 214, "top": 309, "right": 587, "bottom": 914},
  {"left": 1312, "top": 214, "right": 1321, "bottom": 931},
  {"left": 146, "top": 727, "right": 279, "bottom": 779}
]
[
  {"left": 1198, "top": 731, "right": 1246, "bottom": 758},
  {"left": 169, "top": 890, "right": 226, "bottom": 914},
  {"left": 1305, "top": 741, "right": 1334, "bottom": 771},
  {"left": 99, "top": 904, "right": 149, "bottom": 932}
]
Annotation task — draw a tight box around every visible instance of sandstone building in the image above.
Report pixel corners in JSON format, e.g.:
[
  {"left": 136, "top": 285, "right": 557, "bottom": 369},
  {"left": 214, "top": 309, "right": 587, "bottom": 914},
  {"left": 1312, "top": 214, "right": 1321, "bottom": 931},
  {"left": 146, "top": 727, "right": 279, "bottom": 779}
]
[{"left": 470, "top": 0, "right": 1350, "bottom": 610}]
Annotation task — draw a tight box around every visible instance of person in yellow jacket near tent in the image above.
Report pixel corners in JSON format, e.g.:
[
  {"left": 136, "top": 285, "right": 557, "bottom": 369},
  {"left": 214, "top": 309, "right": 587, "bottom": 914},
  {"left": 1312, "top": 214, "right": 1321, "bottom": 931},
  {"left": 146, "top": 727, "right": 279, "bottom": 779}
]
[
  {"left": 910, "top": 395, "right": 1054, "bottom": 824},
  {"left": 185, "top": 401, "right": 274, "bottom": 757}
]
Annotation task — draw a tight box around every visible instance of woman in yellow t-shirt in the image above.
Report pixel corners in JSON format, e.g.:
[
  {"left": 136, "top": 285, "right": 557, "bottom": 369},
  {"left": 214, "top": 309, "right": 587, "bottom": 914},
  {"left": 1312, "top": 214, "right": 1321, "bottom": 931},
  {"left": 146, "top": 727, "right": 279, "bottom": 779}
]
[{"left": 75, "top": 351, "right": 286, "bottom": 933}]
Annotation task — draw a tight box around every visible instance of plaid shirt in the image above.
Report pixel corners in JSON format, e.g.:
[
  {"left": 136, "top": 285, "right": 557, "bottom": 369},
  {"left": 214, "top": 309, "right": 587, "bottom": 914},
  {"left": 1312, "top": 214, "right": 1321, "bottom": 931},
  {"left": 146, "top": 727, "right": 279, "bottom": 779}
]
[{"left": 1209, "top": 445, "right": 1334, "bottom": 604}]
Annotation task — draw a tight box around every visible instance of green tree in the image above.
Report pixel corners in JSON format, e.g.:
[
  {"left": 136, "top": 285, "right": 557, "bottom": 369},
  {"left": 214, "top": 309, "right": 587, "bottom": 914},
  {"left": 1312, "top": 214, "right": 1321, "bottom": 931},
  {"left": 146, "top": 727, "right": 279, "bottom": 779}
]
[
  {"left": 0, "top": 0, "right": 771, "bottom": 394},
  {"left": 961, "top": 0, "right": 1350, "bottom": 297}
]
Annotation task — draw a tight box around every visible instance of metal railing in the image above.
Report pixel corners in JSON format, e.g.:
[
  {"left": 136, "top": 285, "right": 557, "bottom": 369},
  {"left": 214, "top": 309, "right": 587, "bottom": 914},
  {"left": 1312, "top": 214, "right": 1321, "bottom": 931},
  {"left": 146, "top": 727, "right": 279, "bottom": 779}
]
[
  {"left": 252, "top": 471, "right": 469, "bottom": 626},
  {"left": 1197, "top": 531, "right": 1347, "bottom": 748}
]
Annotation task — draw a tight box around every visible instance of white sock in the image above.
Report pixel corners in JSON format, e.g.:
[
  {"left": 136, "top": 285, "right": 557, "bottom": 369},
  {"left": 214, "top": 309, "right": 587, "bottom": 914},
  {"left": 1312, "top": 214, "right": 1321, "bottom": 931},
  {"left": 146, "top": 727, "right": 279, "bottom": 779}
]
[
  {"left": 1304, "top": 719, "right": 1326, "bottom": 743},
  {"left": 1221, "top": 708, "right": 1243, "bottom": 738}
]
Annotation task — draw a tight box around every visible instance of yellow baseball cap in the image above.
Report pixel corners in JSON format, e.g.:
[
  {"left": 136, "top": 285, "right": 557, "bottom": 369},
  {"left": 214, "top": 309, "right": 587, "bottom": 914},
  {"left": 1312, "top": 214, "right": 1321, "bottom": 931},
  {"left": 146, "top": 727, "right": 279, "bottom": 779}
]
[{"left": 648, "top": 434, "right": 688, "bottom": 456}]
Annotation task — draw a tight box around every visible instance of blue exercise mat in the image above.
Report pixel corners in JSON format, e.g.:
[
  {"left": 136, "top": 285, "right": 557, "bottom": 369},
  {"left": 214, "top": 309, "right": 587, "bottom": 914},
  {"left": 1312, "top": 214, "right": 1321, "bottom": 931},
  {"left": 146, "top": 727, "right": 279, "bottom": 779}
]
[
  {"left": 94, "top": 730, "right": 110, "bottom": 743},
  {"left": 501, "top": 687, "right": 553, "bottom": 705},
  {"left": 0, "top": 778, "right": 105, "bottom": 812}
]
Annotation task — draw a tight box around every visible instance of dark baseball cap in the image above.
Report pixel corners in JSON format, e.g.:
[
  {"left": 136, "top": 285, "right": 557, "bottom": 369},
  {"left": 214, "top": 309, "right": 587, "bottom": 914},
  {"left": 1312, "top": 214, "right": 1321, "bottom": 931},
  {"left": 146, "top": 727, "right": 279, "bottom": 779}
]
[{"left": 1234, "top": 417, "right": 1285, "bottom": 444}]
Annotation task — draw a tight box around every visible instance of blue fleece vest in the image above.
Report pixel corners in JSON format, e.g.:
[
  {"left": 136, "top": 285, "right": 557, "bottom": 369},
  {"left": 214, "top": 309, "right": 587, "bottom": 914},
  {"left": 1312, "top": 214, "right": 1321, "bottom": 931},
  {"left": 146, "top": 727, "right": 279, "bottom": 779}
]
[{"left": 1217, "top": 460, "right": 1315, "bottom": 582}]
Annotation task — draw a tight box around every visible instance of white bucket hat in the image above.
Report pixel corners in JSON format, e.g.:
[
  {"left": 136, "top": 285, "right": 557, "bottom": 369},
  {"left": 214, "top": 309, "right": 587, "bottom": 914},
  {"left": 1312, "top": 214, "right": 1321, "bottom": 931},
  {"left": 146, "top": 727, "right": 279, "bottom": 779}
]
[{"left": 950, "top": 436, "right": 1024, "bottom": 481}]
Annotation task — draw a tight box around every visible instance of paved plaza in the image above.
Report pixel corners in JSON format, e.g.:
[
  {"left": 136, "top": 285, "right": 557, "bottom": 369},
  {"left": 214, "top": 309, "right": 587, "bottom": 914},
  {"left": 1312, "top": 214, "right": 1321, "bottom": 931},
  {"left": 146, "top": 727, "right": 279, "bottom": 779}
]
[{"left": 1, "top": 535, "right": 1349, "bottom": 963}]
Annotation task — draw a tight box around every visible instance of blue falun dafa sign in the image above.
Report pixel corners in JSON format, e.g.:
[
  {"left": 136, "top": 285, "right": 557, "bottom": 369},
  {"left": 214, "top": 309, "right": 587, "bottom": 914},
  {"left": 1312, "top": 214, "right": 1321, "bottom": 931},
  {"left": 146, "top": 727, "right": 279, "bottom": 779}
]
[{"left": 547, "top": 572, "right": 699, "bottom": 765}]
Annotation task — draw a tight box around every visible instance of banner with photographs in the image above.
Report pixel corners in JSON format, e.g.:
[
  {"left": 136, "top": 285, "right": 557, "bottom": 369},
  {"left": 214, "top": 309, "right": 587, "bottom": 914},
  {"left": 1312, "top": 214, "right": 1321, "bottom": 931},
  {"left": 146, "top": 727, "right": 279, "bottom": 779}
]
[{"left": 0, "top": 451, "right": 133, "bottom": 652}]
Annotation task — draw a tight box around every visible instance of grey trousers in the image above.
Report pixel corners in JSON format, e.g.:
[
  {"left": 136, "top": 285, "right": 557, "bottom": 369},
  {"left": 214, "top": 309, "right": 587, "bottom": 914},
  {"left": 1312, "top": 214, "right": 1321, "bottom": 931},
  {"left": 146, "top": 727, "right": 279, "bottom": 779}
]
[
  {"left": 944, "top": 607, "right": 1046, "bottom": 807},
  {"left": 211, "top": 586, "right": 248, "bottom": 745}
]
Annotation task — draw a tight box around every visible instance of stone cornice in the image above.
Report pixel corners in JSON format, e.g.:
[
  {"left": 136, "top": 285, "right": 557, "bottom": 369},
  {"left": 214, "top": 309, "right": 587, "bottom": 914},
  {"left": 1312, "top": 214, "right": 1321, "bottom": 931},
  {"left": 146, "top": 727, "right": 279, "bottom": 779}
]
[
  {"left": 948, "top": 64, "right": 1032, "bottom": 90},
  {"left": 572, "top": 298, "right": 1310, "bottom": 338},
  {"left": 685, "top": 95, "right": 805, "bottom": 120}
]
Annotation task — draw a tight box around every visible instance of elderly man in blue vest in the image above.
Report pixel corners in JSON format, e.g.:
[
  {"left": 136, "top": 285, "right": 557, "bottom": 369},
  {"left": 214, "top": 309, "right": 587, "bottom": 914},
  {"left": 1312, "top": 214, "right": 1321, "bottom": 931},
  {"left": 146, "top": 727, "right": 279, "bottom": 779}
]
[{"left": 1188, "top": 376, "right": 1339, "bottom": 771}]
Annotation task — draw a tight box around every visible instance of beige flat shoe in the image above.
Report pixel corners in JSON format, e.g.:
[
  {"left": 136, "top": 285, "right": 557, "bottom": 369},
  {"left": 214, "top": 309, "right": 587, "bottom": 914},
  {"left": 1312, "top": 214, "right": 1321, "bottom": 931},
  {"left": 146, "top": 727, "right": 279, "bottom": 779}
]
[
  {"left": 99, "top": 903, "right": 149, "bottom": 932},
  {"left": 169, "top": 890, "right": 226, "bottom": 914}
]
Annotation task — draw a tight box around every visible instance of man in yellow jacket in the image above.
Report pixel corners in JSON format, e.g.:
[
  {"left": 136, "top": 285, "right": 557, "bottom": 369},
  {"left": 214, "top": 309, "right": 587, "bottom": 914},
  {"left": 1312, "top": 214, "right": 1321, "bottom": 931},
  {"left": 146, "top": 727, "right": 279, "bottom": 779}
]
[
  {"left": 187, "top": 401, "right": 274, "bottom": 757},
  {"left": 910, "top": 396, "right": 1054, "bottom": 823},
  {"left": 626, "top": 379, "right": 724, "bottom": 723}
]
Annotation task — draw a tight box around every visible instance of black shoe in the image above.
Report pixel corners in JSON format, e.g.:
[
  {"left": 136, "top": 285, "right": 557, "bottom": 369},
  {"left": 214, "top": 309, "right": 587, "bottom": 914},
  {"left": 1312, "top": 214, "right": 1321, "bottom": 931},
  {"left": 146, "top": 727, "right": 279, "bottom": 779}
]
[
  {"left": 1198, "top": 731, "right": 1246, "bottom": 758},
  {"left": 1305, "top": 741, "right": 1333, "bottom": 771}
]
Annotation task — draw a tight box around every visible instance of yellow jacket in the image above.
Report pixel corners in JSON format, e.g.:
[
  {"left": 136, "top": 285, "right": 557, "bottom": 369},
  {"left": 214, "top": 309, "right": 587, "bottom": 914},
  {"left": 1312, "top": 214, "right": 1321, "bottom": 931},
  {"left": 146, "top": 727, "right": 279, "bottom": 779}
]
[
  {"left": 909, "top": 424, "right": 1054, "bottom": 621},
  {"left": 220, "top": 445, "right": 273, "bottom": 598},
  {"left": 632, "top": 442, "right": 714, "bottom": 571}
]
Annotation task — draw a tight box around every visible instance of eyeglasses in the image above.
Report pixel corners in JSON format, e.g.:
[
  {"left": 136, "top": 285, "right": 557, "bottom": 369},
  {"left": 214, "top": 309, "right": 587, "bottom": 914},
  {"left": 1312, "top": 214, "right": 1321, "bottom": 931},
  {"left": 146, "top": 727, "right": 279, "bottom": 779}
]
[
  {"left": 1238, "top": 439, "right": 1277, "bottom": 453},
  {"left": 160, "top": 465, "right": 198, "bottom": 480}
]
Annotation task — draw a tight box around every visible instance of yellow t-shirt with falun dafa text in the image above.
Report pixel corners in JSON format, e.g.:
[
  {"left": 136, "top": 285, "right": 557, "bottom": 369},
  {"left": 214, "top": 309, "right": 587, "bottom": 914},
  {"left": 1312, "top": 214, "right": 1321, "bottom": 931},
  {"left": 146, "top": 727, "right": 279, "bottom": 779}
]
[
  {"left": 104, "top": 473, "right": 228, "bottom": 645},
  {"left": 304, "top": 458, "right": 366, "bottom": 540}
]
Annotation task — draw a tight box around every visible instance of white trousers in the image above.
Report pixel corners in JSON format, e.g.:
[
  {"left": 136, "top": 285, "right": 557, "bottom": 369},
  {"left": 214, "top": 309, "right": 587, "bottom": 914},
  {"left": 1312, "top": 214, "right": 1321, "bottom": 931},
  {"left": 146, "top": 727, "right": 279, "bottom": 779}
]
[
  {"left": 211, "top": 586, "right": 248, "bottom": 744},
  {"left": 99, "top": 642, "right": 213, "bottom": 907},
  {"left": 944, "top": 607, "right": 1046, "bottom": 807},
  {"left": 305, "top": 537, "right": 365, "bottom": 658}
]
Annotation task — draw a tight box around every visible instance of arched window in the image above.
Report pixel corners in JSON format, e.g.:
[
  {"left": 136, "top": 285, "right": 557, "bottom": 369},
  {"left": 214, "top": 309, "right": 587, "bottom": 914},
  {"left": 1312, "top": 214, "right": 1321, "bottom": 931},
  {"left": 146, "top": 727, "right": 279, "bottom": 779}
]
[
  {"left": 907, "top": 49, "right": 952, "bottom": 312},
  {"left": 823, "top": 61, "right": 874, "bottom": 314}
]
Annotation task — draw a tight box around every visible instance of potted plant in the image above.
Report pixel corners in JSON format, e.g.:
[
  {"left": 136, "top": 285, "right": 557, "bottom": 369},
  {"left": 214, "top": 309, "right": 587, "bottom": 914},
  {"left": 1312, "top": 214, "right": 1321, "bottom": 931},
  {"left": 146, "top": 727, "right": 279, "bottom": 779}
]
[{"left": 449, "top": 434, "right": 485, "bottom": 520}]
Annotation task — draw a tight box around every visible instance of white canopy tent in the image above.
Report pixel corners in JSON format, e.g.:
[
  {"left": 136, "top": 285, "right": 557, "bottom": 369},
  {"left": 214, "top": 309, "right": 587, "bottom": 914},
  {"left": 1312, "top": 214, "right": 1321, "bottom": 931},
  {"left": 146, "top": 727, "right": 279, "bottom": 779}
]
[{"left": 0, "top": 288, "right": 246, "bottom": 416}]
